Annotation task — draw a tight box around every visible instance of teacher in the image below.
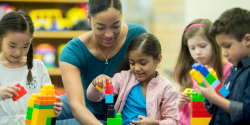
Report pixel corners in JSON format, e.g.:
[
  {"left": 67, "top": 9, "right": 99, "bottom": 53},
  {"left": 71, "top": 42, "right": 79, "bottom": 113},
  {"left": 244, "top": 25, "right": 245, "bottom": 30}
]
[{"left": 56, "top": 0, "right": 147, "bottom": 124}]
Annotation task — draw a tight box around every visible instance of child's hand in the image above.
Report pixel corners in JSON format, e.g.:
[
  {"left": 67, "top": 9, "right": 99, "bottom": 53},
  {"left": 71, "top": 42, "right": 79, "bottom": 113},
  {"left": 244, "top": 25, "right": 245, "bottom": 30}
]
[
  {"left": 0, "top": 85, "right": 20, "bottom": 100},
  {"left": 92, "top": 75, "right": 112, "bottom": 90},
  {"left": 179, "top": 92, "right": 191, "bottom": 105},
  {"left": 196, "top": 79, "right": 218, "bottom": 104},
  {"left": 130, "top": 115, "right": 159, "bottom": 125},
  {"left": 54, "top": 96, "right": 63, "bottom": 115}
]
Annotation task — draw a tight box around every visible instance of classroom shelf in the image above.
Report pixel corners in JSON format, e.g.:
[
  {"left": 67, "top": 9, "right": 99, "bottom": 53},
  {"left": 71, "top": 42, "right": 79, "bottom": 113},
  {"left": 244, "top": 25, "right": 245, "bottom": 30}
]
[
  {"left": 0, "top": 0, "right": 89, "bottom": 3},
  {"left": 47, "top": 67, "right": 61, "bottom": 76},
  {"left": 34, "top": 30, "right": 90, "bottom": 38}
]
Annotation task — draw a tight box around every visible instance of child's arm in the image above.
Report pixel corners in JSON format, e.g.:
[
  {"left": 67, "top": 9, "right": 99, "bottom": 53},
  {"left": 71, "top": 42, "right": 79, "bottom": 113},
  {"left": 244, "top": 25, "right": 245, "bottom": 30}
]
[{"left": 0, "top": 85, "right": 20, "bottom": 100}]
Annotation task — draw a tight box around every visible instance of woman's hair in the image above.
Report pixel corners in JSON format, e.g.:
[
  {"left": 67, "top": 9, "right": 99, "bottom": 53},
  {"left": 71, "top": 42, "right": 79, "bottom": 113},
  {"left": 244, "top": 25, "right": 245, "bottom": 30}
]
[
  {"left": 173, "top": 19, "right": 224, "bottom": 92},
  {"left": 0, "top": 10, "right": 35, "bottom": 83},
  {"left": 88, "top": 0, "right": 122, "bottom": 17},
  {"left": 116, "top": 33, "right": 161, "bottom": 72}
]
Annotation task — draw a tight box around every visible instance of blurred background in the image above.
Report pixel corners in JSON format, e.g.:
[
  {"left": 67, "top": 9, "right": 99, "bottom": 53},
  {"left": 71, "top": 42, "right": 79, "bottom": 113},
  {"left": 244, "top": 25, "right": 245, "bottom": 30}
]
[{"left": 1, "top": 0, "right": 249, "bottom": 93}]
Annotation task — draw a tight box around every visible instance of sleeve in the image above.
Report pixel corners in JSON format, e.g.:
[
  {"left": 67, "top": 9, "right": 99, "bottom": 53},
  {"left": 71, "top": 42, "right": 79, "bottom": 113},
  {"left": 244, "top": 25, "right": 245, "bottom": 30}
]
[
  {"left": 59, "top": 38, "right": 86, "bottom": 70},
  {"left": 159, "top": 84, "right": 179, "bottom": 125},
  {"left": 204, "top": 99, "right": 216, "bottom": 114},
  {"left": 36, "top": 59, "right": 52, "bottom": 85},
  {"left": 229, "top": 74, "right": 250, "bottom": 124},
  {"left": 135, "top": 24, "right": 147, "bottom": 34},
  {"left": 86, "top": 72, "right": 122, "bottom": 102}
]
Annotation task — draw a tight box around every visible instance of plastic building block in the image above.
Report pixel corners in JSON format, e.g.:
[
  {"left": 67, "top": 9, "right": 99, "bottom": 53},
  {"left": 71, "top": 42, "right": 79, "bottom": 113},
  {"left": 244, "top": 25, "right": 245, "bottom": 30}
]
[
  {"left": 107, "top": 105, "right": 115, "bottom": 118},
  {"left": 96, "top": 84, "right": 103, "bottom": 92},
  {"left": 190, "top": 63, "right": 230, "bottom": 98},
  {"left": 190, "top": 69, "right": 204, "bottom": 84},
  {"left": 211, "top": 79, "right": 220, "bottom": 89},
  {"left": 183, "top": 88, "right": 194, "bottom": 98},
  {"left": 129, "top": 118, "right": 142, "bottom": 124},
  {"left": 192, "top": 63, "right": 209, "bottom": 77},
  {"left": 12, "top": 83, "right": 27, "bottom": 101},
  {"left": 191, "top": 101, "right": 205, "bottom": 109},
  {"left": 107, "top": 113, "right": 123, "bottom": 125},
  {"left": 105, "top": 94, "right": 113, "bottom": 103},
  {"left": 219, "top": 86, "right": 230, "bottom": 98},
  {"left": 28, "top": 94, "right": 38, "bottom": 108},
  {"left": 208, "top": 68, "right": 218, "bottom": 79},
  {"left": 191, "top": 92, "right": 204, "bottom": 101},
  {"left": 34, "top": 104, "right": 54, "bottom": 109},
  {"left": 192, "top": 109, "right": 212, "bottom": 117},
  {"left": 105, "top": 81, "right": 113, "bottom": 94},
  {"left": 191, "top": 118, "right": 211, "bottom": 125}
]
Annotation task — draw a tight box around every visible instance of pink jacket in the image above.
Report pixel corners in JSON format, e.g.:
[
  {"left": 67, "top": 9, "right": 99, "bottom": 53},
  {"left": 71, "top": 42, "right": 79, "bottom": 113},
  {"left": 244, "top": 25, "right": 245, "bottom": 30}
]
[
  {"left": 87, "top": 70, "right": 179, "bottom": 125},
  {"left": 178, "top": 62, "right": 233, "bottom": 125}
]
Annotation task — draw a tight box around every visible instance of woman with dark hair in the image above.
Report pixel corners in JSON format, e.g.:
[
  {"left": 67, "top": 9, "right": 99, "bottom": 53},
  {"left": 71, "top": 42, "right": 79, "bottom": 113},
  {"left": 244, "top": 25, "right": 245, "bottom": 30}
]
[{"left": 56, "top": 0, "right": 147, "bottom": 124}]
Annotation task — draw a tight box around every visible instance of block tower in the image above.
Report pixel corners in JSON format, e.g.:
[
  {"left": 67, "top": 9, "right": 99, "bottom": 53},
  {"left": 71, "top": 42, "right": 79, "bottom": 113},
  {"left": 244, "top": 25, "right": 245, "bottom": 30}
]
[
  {"left": 105, "top": 81, "right": 113, "bottom": 103},
  {"left": 25, "top": 84, "right": 59, "bottom": 125},
  {"left": 107, "top": 105, "right": 123, "bottom": 125},
  {"left": 190, "top": 63, "right": 230, "bottom": 97}
]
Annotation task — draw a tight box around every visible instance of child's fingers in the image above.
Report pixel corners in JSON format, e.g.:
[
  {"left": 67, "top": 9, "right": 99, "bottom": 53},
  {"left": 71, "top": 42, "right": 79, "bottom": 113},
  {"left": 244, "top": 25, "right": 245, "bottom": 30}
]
[
  {"left": 108, "top": 77, "right": 112, "bottom": 85},
  {"left": 5, "top": 92, "right": 14, "bottom": 99},
  {"left": 54, "top": 106, "right": 62, "bottom": 112},
  {"left": 56, "top": 96, "right": 62, "bottom": 101},
  {"left": 8, "top": 85, "right": 20, "bottom": 91},
  {"left": 54, "top": 109, "right": 61, "bottom": 115},
  {"left": 202, "top": 79, "right": 210, "bottom": 88},
  {"left": 132, "top": 120, "right": 142, "bottom": 124},
  {"left": 54, "top": 102, "right": 63, "bottom": 107},
  {"left": 6, "top": 88, "right": 18, "bottom": 97},
  {"left": 180, "top": 93, "right": 188, "bottom": 97}
]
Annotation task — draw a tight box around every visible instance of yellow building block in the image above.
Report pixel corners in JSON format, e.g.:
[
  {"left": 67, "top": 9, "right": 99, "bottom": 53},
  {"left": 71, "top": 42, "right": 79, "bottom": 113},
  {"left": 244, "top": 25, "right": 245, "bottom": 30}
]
[
  {"left": 208, "top": 68, "right": 218, "bottom": 79},
  {"left": 40, "top": 84, "right": 55, "bottom": 95},
  {"left": 191, "top": 118, "right": 211, "bottom": 125},
  {"left": 30, "top": 116, "right": 47, "bottom": 125},
  {"left": 32, "top": 108, "right": 57, "bottom": 118},
  {"left": 189, "top": 69, "right": 205, "bottom": 84},
  {"left": 28, "top": 94, "right": 38, "bottom": 108}
]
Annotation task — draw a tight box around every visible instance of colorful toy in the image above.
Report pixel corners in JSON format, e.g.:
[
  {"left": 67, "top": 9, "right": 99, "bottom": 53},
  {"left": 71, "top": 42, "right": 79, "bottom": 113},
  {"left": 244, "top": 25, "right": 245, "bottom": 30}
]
[
  {"left": 57, "top": 43, "right": 66, "bottom": 63},
  {"left": 34, "top": 44, "right": 56, "bottom": 68},
  {"left": 183, "top": 88, "right": 211, "bottom": 125},
  {"left": 189, "top": 63, "right": 230, "bottom": 98},
  {"left": 129, "top": 118, "right": 142, "bottom": 124},
  {"left": 183, "top": 88, "right": 194, "bottom": 98},
  {"left": 107, "top": 113, "right": 123, "bottom": 125},
  {"left": 25, "top": 84, "right": 59, "bottom": 125},
  {"left": 12, "top": 83, "right": 27, "bottom": 101},
  {"left": 105, "top": 81, "right": 113, "bottom": 103}
]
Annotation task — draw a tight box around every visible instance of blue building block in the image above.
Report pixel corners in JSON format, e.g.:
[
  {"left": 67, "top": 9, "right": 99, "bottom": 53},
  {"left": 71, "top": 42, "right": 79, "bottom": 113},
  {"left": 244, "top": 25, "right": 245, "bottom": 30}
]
[
  {"left": 105, "top": 94, "right": 113, "bottom": 103},
  {"left": 211, "top": 79, "right": 220, "bottom": 89},
  {"left": 129, "top": 118, "right": 142, "bottom": 124},
  {"left": 219, "top": 86, "right": 230, "bottom": 97},
  {"left": 192, "top": 63, "right": 209, "bottom": 77}
]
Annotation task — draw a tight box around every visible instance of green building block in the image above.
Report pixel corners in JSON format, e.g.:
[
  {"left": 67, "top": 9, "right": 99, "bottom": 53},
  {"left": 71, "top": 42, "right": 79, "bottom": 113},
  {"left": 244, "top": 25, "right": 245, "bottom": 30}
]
[
  {"left": 205, "top": 74, "right": 216, "bottom": 85},
  {"left": 184, "top": 88, "right": 194, "bottom": 98},
  {"left": 26, "top": 115, "right": 32, "bottom": 121},
  {"left": 107, "top": 113, "right": 123, "bottom": 125},
  {"left": 34, "top": 104, "right": 54, "bottom": 109},
  {"left": 200, "top": 82, "right": 206, "bottom": 87},
  {"left": 192, "top": 92, "right": 204, "bottom": 101},
  {"left": 46, "top": 117, "right": 52, "bottom": 125}
]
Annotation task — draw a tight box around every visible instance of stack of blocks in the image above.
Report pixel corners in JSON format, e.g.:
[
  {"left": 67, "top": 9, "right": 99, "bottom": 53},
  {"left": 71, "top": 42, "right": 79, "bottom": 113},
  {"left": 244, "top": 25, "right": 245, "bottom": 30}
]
[
  {"left": 189, "top": 63, "right": 230, "bottom": 98},
  {"left": 105, "top": 81, "right": 113, "bottom": 104},
  {"left": 25, "top": 84, "right": 59, "bottom": 125},
  {"left": 107, "top": 105, "right": 123, "bottom": 125}
]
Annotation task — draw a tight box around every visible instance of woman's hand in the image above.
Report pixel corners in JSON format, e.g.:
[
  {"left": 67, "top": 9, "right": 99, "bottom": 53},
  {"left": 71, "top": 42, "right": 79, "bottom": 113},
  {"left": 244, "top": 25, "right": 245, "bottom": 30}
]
[
  {"left": 92, "top": 74, "right": 112, "bottom": 90},
  {"left": 0, "top": 85, "right": 20, "bottom": 100},
  {"left": 54, "top": 96, "right": 63, "bottom": 115},
  {"left": 179, "top": 92, "right": 191, "bottom": 105},
  {"left": 130, "top": 115, "right": 159, "bottom": 125}
]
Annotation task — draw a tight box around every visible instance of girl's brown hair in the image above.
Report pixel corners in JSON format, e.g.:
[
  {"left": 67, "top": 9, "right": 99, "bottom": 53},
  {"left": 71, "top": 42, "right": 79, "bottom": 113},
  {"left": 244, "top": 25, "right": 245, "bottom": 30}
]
[
  {"left": 0, "top": 10, "right": 34, "bottom": 84},
  {"left": 173, "top": 19, "right": 224, "bottom": 92}
]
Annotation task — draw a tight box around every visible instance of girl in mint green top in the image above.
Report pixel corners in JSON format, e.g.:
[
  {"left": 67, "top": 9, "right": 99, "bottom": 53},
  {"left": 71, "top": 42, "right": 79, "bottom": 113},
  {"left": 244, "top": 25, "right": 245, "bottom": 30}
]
[{"left": 57, "top": 0, "right": 147, "bottom": 125}]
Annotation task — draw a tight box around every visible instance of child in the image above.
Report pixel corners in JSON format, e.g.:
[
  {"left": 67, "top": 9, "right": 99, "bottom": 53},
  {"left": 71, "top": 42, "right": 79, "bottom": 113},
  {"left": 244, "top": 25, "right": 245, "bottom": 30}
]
[
  {"left": 196, "top": 8, "right": 250, "bottom": 125},
  {"left": 87, "top": 33, "right": 179, "bottom": 125},
  {"left": 0, "top": 10, "right": 63, "bottom": 124},
  {"left": 173, "top": 19, "right": 232, "bottom": 125}
]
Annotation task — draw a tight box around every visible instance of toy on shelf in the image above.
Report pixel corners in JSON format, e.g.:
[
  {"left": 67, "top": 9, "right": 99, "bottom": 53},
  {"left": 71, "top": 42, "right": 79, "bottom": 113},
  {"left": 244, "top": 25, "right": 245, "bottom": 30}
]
[
  {"left": 34, "top": 44, "right": 56, "bottom": 68},
  {"left": 183, "top": 88, "right": 211, "bottom": 125},
  {"left": 189, "top": 63, "right": 230, "bottom": 98},
  {"left": 129, "top": 118, "right": 142, "bottom": 124},
  {"left": 25, "top": 84, "right": 59, "bottom": 125},
  {"left": 105, "top": 81, "right": 113, "bottom": 104},
  {"left": 0, "top": 3, "right": 15, "bottom": 19},
  {"left": 57, "top": 43, "right": 66, "bottom": 63},
  {"left": 12, "top": 83, "right": 27, "bottom": 101}
]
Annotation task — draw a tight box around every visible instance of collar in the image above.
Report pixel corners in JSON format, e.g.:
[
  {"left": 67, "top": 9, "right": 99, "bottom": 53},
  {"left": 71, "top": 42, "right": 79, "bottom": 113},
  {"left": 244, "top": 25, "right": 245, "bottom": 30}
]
[{"left": 231, "top": 57, "right": 250, "bottom": 72}]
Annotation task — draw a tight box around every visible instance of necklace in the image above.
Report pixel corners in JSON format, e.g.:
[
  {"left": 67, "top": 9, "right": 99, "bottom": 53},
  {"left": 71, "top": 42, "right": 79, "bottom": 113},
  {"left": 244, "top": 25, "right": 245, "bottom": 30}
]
[{"left": 93, "top": 36, "right": 116, "bottom": 65}]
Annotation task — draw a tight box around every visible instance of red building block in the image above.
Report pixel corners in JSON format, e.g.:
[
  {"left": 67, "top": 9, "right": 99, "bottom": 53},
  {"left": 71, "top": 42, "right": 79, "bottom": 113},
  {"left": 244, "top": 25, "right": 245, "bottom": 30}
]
[
  {"left": 105, "top": 81, "right": 113, "bottom": 94},
  {"left": 192, "top": 109, "right": 212, "bottom": 117},
  {"left": 215, "top": 84, "right": 223, "bottom": 97},
  {"left": 12, "top": 83, "right": 27, "bottom": 101},
  {"left": 191, "top": 101, "right": 205, "bottom": 109}
]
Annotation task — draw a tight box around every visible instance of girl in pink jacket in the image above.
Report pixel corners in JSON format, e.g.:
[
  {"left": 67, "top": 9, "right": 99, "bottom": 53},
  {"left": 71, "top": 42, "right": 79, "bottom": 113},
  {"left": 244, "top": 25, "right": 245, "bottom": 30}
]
[{"left": 87, "top": 33, "right": 179, "bottom": 125}]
